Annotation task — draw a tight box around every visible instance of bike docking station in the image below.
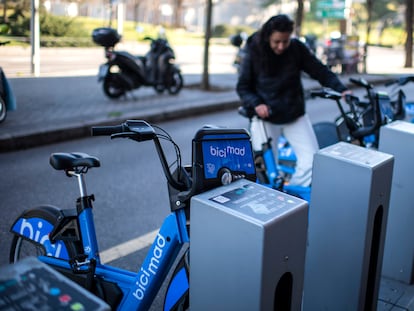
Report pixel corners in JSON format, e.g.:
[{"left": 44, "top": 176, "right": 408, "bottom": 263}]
[
  {"left": 378, "top": 120, "right": 414, "bottom": 285},
  {"left": 303, "top": 142, "right": 394, "bottom": 311},
  {"left": 190, "top": 179, "right": 308, "bottom": 310},
  {"left": 187, "top": 127, "right": 309, "bottom": 310}
]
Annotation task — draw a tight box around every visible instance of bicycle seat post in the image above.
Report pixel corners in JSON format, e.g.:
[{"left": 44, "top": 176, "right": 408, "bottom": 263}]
[
  {"left": 68, "top": 170, "right": 88, "bottom": 198},
  {"left": 67, "top": 168, "right": 101, "bottom": 261}
]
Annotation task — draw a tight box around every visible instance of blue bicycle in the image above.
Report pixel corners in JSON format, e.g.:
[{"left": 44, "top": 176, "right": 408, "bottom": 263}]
[
  {"left": 238, "top": 106, "right": 340, "bottom": 202},
  {"left": 383, "top": 75, "right": 414, "bottom": 123},
  {"left": 312, "top": 80, "right": 397, "bottom": 149},
  {"left": 9, "top": 120, "right": 257, "bottom": 310}
]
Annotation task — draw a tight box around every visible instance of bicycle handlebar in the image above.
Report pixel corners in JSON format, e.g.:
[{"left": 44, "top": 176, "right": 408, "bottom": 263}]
[
  {"left": 310, "top": 88, "right": 382, "bottom": 141},
  {"left": 310, "top": 89, "right": 342, "bottom": 100},
  {"left": 92, "top": 120, "right": 156, "bottom": 141},
  {"left": 238, "top": 105, "right": 275, "bottom": 120},
  {"left": 91, "top": 120, "right": 189, "bottom": 191},
  {"left": 349, "top": 77, "right": 373, "bottom": 89},
  {"left": 385, "top": 75, "right": 414, "bottom": 87},
  {"left": 91, "top": 125, "right": 127, "bottom": 136},
  {"left": 237, "top": 106, "right": 255, "bottom": 119}
]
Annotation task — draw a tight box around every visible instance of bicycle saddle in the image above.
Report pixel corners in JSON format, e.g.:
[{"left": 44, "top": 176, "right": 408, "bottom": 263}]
[{"left": 49, "top": 152, "right": 101, "bottom": 171}]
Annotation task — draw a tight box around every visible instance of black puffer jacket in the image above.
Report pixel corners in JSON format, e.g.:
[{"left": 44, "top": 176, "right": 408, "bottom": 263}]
[{"left": 236, "top": 34, "right": 348, "bottom": 124}]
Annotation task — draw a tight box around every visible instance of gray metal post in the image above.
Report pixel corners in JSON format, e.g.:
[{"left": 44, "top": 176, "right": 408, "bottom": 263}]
[
  {"left": 31, "top": 0, "right": 40, "bottom": 76},
  {"left": 303, "top": 142, "right": 394, "bottom": 311},
  {"left": 379, "top": 121, "right": 414, "bottom": 284},
  {"left": 190, "top": 179, "right": 308, "bottom": 310}
]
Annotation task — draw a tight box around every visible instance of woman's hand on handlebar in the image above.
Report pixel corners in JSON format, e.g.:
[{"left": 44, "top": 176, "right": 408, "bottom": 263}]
[
  {"left": 255, "top": 104, "right": 270, "bottom": 119},
  {"left": 341, "top": 89, "right": 353, "bottom": 98}
]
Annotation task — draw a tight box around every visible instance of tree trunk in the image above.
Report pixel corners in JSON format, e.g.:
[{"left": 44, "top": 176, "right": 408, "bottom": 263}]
[
  {"left": 362, "top": 0, "right": 373, "bottom": 73},
  {"left": 201, "top": 0, "right": 212, "bottom": 90},
  {"left": 295, "top": 0, "right": 304, "bottom": 37},
  {"left": 133, "top": 1, "right": 140, "bottom": 27},
  {"left": 173, "top": 0, "right": 183, "bottom": 28},
  {"left": 2, "top": 0, "right": 7, "bottom": 23},
  {"left": 405, "top": 0, "right": 413, "bottom": 68}
]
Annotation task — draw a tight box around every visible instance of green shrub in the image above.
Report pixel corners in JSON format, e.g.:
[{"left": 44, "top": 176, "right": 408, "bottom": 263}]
[
  {"left": 8, "top": 14, "right": 30, "bottom": 36},
  {"left": 0, "top": 13, "right": 408, "bottom": 48},
  {"left": 41, "top": 14, "right": 89, "bottom": 37},
  {"left": 40, "top": 36, "right": 96, "bottom": 47},
  {"left": 212, "top": 24, "right": 255, "bottom": 38},
  {"left": 0, "top": 24, "right": 10, "bottom": 34}
]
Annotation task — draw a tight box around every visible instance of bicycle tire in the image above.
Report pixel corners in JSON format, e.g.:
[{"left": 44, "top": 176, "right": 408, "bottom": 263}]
[
  {"left": 254, "top": 154, "right": 270, "bottom": 184},
  {"left": 103, "top": 72, "right": 126, "bottom": 99},
  {"left": 9, "top": 235, "right": 81, "bottom": 263},
  {"left": 0, "top": 96, "right": 7, "bottom": 123},
  {"left": 167, "top": 69, "right": 183, "bottom": 95},
  {"left": 163, "top": 248, "right": 190, "bottom": 311}
]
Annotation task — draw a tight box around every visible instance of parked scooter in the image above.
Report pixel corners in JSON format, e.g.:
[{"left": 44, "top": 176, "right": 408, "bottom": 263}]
[
  {"left": 92, "top": 28, "right": 183, "bottom": 99},
  {"left": 229, "top": 32, "right": 248, "bottom": 74},
  {"left": 302, "top": 34, "right": 318, "bottom": 54},
  {"left": 0, "top": 41, "right": 16, "bottom": 123},
  {"left": 323, "top": 32, "right": 345, "bottom": 70},
  {"left": 323, "top": 32, "right": 361, "bottom": 74}
]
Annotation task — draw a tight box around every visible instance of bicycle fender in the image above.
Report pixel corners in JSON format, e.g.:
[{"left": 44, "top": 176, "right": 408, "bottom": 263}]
[{"left": 10, "top": 205, "right": 73, "bottom": 260}]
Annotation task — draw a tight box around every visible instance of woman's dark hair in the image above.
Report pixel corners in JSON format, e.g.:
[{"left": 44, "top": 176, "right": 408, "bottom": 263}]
[
  {"left": 251, "top": 15, "right": 295, "bottom": 74},
  {"left": 259, "top": 14, "right": 294, "bottom": 44}
]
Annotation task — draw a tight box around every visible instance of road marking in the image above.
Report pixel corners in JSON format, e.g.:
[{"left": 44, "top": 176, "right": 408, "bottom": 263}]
[{"left": 100, "top": 229, "right": 159, "bottom": 264}]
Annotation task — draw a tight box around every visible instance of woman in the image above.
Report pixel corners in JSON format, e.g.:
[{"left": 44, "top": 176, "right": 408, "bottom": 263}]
[{"left": 236, "top": 14, "right": 351, "bottom": 187}]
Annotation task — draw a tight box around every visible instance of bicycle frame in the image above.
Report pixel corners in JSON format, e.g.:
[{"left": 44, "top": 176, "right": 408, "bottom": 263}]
[
  {"left": 249, "top": 116, "right": 311, "bottom": 202},
  {"left": 43, "top": 212, "right": 188, "bottom": 310},
  {"left": 10, "top": 171, "right": 190, "bottom": 311}
]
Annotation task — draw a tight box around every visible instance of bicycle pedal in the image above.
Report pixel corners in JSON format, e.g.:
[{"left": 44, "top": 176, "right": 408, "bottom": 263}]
[{"left": 69, "top": 255, "right": 95, "bottom": 274}]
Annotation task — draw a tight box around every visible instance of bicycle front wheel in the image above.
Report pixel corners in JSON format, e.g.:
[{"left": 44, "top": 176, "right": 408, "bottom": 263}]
[
  {"left": 9, "top": 235, "right": 81, "bottom": 263},
  {"left": 254, "top": 154, "right": 270, "bottom": 184},
  {"left": 164, "top": 247, "right": 190, "bottom": 311},
  {"left": 166, "top": 69, "right": 183, "bottom": 95},
  {"left": 0, "top": 96, "right": 7, "bottom": 123}
]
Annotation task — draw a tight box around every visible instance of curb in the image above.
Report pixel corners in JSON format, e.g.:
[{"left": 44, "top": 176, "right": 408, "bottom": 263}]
[{"left": 0, "top": 97, "right": 241, "bottom": 152}]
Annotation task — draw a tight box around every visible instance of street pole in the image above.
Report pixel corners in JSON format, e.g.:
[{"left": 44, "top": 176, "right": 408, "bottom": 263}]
[
  {"left": 117, "top": 2, "right": 124, "bottom": 35},
  {"left": 31, "top": 0, "right": 40, "bottom": 76}
]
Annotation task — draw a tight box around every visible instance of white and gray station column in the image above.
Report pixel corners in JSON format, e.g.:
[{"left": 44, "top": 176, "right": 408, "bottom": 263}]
[
  {"left": 379, "top": 120, "right": 414, "bottom": 285},
  {"left": 303, "top": 142, "right": 394, "bottom": 311},
  {"left": 189, "top": 179, "right": 308, "bottom": 310}
]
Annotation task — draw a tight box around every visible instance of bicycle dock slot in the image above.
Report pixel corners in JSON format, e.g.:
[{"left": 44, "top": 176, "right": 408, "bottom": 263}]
[
  {"left": 379, "top": 121, "right": 414, "bottom": 285},
  {"left": 303, "top": 142, "right": 394, "bottom": 311}
]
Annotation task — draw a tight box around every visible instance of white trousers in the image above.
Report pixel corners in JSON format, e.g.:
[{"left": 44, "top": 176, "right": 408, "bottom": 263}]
[{"left": 264, "top": 114, "right": 319, "bottom": 187}]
